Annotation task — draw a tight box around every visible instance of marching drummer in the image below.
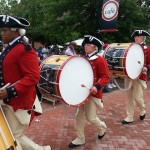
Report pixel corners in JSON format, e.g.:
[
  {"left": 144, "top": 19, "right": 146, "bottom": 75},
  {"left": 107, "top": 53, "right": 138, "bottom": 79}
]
[
  {"left": 122, "top": 30, "right": 150, "bottom": 124},
  {"left": 68, "top": 35, "right": 110, "bottom": 148},
  {"left": 0, "top": 15, "right": 51, "bottom": 150}
]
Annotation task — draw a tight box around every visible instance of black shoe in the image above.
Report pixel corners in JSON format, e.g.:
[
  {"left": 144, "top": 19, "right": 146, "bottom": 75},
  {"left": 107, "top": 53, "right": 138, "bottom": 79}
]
[
  {"left": 98, "top": 133, "right": 105, "bottom": 139},
  {"left": 140, "top": 114, "right": 146, "bottom": 120},
  {"left": 122, "top": 120, "right": 133, "bottom": 124},
  {"left": 102, "top": 89, "right": 110, "bottom": 93},
  {"left": 68, "top": 143, "right": 82, "bottom": 148}
]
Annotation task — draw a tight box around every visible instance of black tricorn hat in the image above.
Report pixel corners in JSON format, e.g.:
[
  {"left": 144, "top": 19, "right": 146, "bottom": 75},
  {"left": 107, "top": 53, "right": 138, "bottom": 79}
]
[
  {"left": 131, "top": 30, "right": 150, "bottom": 38},
  {"left": 82, "top": 35, "right": 104, "bottom": 48},
  {"left": 0, "top": 15, "right": 30, "bottom": 28}
]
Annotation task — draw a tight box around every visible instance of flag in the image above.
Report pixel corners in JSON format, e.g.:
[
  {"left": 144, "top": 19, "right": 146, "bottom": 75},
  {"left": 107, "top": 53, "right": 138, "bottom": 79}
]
[{"left": 99, "top": 0, "right": 119, "bottom": 32}]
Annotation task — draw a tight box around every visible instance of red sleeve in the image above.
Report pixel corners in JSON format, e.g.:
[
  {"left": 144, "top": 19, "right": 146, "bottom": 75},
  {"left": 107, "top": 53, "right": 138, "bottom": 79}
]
[
  {"left": 14, "top": 49, "right": 40, "bottom": 96},
  {"left": 94, "top": 56, "right": 110, "bottom": 89},
  {"left": 146, "top": 46, "right": 150, "bottom": 69}
]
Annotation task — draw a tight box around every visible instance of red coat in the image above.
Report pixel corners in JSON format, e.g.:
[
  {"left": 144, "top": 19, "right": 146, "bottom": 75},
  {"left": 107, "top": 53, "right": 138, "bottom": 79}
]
[
  {"left": 89, "top": 54, "right": 110, "bottom": 99},
  {"left": 139, "top": 45, "right": 150, "bottom": 81},
  {"left": 0, "top": 39, "right": 40, "bottom": 111}
]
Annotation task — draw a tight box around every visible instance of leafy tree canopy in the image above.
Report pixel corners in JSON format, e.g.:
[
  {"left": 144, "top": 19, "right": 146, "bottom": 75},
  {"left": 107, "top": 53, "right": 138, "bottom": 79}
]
[{"left": 0, "top": 0, "right": 150, "bottom": 45}]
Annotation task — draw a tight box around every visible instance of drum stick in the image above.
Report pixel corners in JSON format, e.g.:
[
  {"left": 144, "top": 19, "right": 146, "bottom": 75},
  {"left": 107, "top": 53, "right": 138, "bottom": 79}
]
[
  {"left": 81, "top": 84, "right": 90, "bottom": 90},
  {"left": 0, "top": 83, "right": 10, "bottom": 90},
  {"left": 138, "top": 61, "right": 143, "bottom": 68},
  {"left": 0, "top": 80, "right": 20, "bottom": 90}
]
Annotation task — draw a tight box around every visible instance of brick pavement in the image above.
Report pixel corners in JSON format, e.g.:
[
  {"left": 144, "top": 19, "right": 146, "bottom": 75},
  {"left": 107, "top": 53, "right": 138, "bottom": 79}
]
[{"left": 25, "top": 82, "right": 150, "bottom": 150}]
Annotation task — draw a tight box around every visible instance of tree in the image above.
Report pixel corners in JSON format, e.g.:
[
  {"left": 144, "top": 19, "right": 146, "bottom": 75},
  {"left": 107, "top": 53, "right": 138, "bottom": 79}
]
[{"left": 1, "top": 0, "right": 150, "bottom": 45}]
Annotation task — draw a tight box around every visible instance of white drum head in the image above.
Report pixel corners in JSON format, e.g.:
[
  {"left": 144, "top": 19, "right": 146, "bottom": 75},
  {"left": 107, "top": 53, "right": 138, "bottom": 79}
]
[
  {"left": 125, "top": 43, "right": 144, "bottom": 79},
  {"left": 59, "top": 56, "right": 94, "bottom": 106}
]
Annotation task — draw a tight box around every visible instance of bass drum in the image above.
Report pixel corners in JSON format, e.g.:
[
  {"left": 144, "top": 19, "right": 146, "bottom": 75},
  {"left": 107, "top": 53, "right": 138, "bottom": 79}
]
[
  {"left": 103, "top": 43, "right": 144, "bottom": 79},
  {"left": 38, "top": 55, "right": 94, "bottom": 106},
  {"left": 0, "top": 105, "right": 17, "bottom": 150}
]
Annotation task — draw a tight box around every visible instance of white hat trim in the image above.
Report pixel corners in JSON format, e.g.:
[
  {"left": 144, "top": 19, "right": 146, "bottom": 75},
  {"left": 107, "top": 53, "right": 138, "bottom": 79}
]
[
  {"left": 84, "top": 35, "right": 104, "bottom": 46},
  {"left": 1, "top": 15, "right": 30, "bottom": 27},
  {"left": 131, "top": 30, "right": 150, "bottom": 37}
]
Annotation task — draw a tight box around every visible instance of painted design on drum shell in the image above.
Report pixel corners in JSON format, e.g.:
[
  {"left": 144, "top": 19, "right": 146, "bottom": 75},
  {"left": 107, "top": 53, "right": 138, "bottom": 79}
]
[
  {"left": 39, "top": 64, "right": 59, "bottom": 97},
  {"left": 104, "top": 47, "right": 125, "bottom": 71}
]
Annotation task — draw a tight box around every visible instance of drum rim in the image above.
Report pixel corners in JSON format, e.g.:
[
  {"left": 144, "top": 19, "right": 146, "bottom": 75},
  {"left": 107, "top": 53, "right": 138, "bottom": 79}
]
[{"left": 56, "top": 55, "right": 94, "bottom": 107}]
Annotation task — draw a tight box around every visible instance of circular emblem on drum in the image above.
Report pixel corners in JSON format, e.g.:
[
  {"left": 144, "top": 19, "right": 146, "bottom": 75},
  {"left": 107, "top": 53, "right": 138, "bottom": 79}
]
[{"left": 102, "top": 0, "right": 119, "bottom": 21}]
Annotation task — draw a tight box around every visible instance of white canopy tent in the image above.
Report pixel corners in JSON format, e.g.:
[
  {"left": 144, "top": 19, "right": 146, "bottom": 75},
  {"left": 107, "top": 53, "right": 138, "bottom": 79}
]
[
  {"left": 66, "top": 38, "right": 84, "bottom": 46},
  {"left": 72, "top": 38, "right": 84, "bottom": 46}
]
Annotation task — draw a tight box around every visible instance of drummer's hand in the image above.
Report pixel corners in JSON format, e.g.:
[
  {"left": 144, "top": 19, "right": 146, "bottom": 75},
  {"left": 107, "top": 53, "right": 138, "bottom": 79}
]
[
  {"left": 142, "top": 67, "right": 147, "bottom": 74},
  {"left": 0, "top": 89, "right": 8, "bottom": 99},
  {"left": 90, "top": 86, "right": 97, "bottom": 94}
]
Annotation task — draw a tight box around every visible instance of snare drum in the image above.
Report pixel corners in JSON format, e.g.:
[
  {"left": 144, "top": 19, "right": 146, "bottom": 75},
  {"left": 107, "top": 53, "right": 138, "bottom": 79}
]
[
  {"left": 38, "top": 55, "right": 94, "bottom": 106},
  {"left": 103, "top": 43, "right": 144, "bottom": 79},
  {"left": 0, "top": 105, "right": 17, "bottom": 150}
]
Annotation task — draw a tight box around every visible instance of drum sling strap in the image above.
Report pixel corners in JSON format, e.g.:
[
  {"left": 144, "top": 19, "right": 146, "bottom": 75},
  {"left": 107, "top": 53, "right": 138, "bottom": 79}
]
[{"left": 63, "top": 104, "right": 80, "bottom": 119}]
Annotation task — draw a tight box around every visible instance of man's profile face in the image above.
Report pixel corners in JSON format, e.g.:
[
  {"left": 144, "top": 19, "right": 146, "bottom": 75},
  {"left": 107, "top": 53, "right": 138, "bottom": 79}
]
[{"left": 1, "top": 28, "right": 17, "bottom": 44}]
